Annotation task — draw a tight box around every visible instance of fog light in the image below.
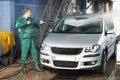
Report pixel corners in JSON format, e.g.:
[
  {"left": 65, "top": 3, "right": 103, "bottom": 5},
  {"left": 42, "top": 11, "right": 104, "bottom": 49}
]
[
  {"left": 41, "top": 59, "right": 49, "bottom": 64},
  {"left": 84, "top": 61, "right": 97, "bottom": 66},
  {"left": 91, "top": 61, "right": 96, "bottom": 65}
]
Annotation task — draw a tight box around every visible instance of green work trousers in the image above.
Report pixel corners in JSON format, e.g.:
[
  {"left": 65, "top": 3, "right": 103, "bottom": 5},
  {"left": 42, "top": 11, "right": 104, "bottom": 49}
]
[{"left": 20, "top": 38, "right": 38, "bottom": 64}]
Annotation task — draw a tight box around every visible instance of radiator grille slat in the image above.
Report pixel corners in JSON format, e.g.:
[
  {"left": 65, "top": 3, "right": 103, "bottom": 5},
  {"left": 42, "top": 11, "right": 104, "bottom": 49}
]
[
  {"left": 53, "top": 61, "right": 78, "bottom": 68},
  {"left": 51, "top": 47, "right": 83, "bottom": 55}
]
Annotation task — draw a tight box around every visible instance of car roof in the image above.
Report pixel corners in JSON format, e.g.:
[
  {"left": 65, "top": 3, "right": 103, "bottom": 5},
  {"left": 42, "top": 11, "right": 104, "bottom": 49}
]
[{"left": 63, "top": 13, "right": 111, "bottom": 20}]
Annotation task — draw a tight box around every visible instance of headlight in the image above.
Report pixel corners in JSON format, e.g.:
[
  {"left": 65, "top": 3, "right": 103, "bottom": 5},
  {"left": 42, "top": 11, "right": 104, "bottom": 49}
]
[
  {"left": 41, "top": 44, "right": 50, "bottom": 51},
  {"left": 85, "top": 44, "right": 100, "bottom": 53}
]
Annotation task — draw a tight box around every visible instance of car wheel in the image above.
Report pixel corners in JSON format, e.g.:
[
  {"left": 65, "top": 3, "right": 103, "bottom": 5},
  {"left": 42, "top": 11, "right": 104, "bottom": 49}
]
[
  {"left": 2, "top": 56, "right": 9, "bottom": 66},
  {"left": 111, "top": 43, "right": 117, "bottom": 59},
  {"left": 8, "top": 55, "right": 14, "bottom": 65},
  {"left": 96, "top": 50, "right": 107, "bottom": 74}
]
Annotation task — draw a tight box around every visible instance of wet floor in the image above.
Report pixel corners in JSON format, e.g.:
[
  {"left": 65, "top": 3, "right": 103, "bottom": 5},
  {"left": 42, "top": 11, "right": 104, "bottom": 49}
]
[{"left": 0, "top": 58, "right": 120, "bottom": 80}]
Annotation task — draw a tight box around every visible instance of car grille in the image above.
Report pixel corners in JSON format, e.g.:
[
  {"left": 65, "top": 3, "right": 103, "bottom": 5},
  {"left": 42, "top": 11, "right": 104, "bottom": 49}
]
[
  {"left": 51, "top": 47, "right": 83, "bottom": 55},
  {"left": 53, "top": 61, "right": 78, "bottom": 68}
]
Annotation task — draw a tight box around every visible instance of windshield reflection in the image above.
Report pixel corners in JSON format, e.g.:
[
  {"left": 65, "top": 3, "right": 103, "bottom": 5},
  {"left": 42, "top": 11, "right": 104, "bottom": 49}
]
[{"left": 52, "top": 18, "right": 102, "bottom": 34}]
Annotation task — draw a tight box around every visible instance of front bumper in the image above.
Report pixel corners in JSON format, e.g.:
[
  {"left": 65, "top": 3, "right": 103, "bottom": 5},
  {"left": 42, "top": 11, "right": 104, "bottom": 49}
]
[{"left": 40, "top": 51, "right": 102, "bottom": 70}]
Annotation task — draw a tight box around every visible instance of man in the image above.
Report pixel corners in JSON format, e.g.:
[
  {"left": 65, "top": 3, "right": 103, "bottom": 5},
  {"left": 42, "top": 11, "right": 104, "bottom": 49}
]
[{"left": 16, "top": 8, "right": 44, "bottom": 74}]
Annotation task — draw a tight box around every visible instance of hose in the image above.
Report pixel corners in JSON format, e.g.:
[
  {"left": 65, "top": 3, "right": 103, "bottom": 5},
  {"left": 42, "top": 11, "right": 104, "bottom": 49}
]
[
  {"left": 0, "top": 61, "right": 34, "bottom": 80},
  {"left": 0, "top": 67, "right": 8, "bottom": 72},
  {"left": 0, "top": 69, "right": 22, "bottom": 80},
  {"left": 0, "top": 43, "right": 34, "bottom": 79}
]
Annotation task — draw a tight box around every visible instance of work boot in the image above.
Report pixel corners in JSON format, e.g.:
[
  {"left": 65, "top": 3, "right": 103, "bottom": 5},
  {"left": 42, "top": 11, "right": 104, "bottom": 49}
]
[
  {"left": 34, "top": 62, "right": 44, "bottom": 72},
  {"left": 22, "top": 64, "right": 28, "bottom": 74}
]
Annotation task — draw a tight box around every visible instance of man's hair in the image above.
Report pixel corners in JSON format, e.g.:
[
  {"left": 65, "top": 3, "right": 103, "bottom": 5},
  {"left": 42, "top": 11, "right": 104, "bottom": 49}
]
[{"left": 22, "top": 8, "right": 30, "bottom": 15}]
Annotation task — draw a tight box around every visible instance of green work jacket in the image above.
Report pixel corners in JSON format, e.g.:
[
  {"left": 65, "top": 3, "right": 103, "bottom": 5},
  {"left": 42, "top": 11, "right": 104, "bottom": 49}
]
[{"left": 16, "top": 16, "right": 42, "bottom": 38}]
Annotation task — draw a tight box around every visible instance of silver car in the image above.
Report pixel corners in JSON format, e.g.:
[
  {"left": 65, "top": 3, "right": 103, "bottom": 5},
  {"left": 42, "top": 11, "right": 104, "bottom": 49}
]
[{"left": 40, "top": 14, "right": 116, "bottom": 74}]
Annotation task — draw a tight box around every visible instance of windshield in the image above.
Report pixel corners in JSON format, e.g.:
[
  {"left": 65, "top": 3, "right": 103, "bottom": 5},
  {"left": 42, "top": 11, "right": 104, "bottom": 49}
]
[{"left": 52, "top": 18, "right": 103, "bottom": 34}]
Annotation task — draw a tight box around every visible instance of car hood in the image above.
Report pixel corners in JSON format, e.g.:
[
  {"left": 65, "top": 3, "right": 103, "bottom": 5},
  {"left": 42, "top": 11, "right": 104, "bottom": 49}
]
[{"left": 43, "top": 33, "right": 101, "bottom": 48}]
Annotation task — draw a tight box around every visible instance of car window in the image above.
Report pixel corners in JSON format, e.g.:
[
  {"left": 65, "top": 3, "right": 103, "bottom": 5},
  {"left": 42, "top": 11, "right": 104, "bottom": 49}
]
[
  {"left": 104, "top": 17, "right": 114, "bottom": 31},
  {"left": 53, "top": 18, "right": 103, "bottom": 34}
]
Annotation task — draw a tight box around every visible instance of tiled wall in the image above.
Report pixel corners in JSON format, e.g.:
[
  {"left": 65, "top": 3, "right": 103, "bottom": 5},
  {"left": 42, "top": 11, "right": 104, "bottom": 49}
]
[
  {"left": 0, "top": 0, "right": 48, "bottom": 32},
  {"left": 15, "top": 0, "right": 47, "bottom": 5},
  {"left": 0, "top": 0, "right": 48, "bottom": 54},
  {"left": 14, "top": 0, "right": 48, "bottom": 48},
  {"left": 0, "top": 0, "right": 14, "bottom": 31},
  {"left": 15, "top": 0, "right": 48, "bottom": 20}
]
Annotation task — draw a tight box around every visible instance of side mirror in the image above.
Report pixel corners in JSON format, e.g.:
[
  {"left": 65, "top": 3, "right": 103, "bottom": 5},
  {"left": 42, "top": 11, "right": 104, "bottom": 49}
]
[{"left": 107, "top": 30, "right": 114, "bottom": 34}]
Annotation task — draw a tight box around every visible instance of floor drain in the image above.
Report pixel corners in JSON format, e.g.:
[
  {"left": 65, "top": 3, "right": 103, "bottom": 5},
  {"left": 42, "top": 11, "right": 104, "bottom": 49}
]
[{"left": 50, "top": 74, "right": 77, "bottom": 80}]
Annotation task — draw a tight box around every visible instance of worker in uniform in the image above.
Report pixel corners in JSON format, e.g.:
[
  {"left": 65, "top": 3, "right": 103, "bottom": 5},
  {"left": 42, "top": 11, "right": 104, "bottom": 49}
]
[{"left": 16, "top": 8, "right": 44, "bottom": 74}]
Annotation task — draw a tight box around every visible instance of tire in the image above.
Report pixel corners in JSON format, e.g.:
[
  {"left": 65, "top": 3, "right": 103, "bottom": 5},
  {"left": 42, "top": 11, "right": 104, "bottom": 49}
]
[
  {"left": 8, "top": 55, "right": 14, "bottom": 65},
  {"left": 111, "top": 43, "right": 117, "bottom": 59},
  {"left": 96, "top": 50, "right": 107, "bottom": 74},
  {"left": 2, "top": 56, "right": 9, "bottom": 66}
]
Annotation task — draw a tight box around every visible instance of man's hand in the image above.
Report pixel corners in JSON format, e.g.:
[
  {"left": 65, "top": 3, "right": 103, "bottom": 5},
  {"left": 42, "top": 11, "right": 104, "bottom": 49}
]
[
  {"left": 40, "top": 20, "right": 45, "bottom": 24},
  {"left": 27, "top": 21, "right": 31, "bottom": 25}
]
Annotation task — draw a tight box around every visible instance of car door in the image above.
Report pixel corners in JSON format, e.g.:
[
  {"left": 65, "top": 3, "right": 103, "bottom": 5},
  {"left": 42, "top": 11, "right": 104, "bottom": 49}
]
[{"left": 105, "top": 19, "right": 116, "bottom": 59}]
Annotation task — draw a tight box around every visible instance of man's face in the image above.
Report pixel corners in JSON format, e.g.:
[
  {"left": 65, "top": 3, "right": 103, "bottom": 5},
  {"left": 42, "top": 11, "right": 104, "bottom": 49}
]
[{"left": 25, "top": 10, "right": 31, "bottom": 18}]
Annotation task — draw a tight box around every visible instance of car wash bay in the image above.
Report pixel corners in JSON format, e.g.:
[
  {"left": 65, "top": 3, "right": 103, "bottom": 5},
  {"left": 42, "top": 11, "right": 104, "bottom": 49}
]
[
  {"left": 0, "top": 0, "right": 120, "bottom": 80},
  {"left": 0, "top": 59, "right": 120, "bottom": 80}
]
